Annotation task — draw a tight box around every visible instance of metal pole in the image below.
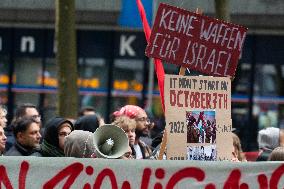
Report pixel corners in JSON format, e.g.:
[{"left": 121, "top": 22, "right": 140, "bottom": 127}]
[{"left": 145, "top": 0, "right": 157, "bottom": 114}]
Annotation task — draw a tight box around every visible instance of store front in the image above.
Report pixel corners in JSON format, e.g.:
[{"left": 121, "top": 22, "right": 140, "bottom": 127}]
[{"left": 1, "top": 27, "right": 284, "bottom": 151}]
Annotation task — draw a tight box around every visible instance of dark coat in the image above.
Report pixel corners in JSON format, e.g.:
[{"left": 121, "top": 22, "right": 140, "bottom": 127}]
[
  {"left": 256, "top": 150, "right": 271, "bottom": 161},
  {"left": 5, "top": 142, "right": 42, "bottom": 156}
]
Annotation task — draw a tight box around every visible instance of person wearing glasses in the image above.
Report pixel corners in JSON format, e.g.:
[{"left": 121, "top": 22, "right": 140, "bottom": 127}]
[
  {"left": 41, "top": 117, "right": 74, "bottom": 157},
  {"left": 5, "top": 103, "right": 41, "bottom": 151},
  {"left": 113, "top": 105, "right": 152, "bottom": 159}
]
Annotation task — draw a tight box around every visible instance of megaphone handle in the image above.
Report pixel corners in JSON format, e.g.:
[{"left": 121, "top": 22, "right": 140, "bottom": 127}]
[{"left": 158, "top": 129, "right": 167, "bottom": 160}]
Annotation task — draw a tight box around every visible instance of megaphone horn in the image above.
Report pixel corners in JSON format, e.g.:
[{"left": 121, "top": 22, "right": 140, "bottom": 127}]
[{"left": 93, "top": 124, "right": 129, "bottom": 159}]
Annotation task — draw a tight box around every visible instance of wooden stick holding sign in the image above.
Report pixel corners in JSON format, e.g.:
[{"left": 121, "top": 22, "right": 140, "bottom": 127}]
[
  {"left": 178, "top": 8, "right": 203, "bottom": 76},
  {"left": 157, "top": 8, "right": 203, "bottom": 160}
]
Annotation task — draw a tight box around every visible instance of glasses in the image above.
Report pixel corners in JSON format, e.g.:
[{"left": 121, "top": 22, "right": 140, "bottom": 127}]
[
  {"left": 58, "top": 132, "right": 70, "bottom": 137},
  {"left": 31, "top": 115, "right": 41, "bottom": 119},
  {"left": 136, "top": 117, "right": 150, "bottom": 123}
]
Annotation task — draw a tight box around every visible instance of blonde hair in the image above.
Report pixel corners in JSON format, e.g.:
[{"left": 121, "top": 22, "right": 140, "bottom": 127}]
[
  {"left": 112, "top": 115, "right": 136, "bottom": 132},
  {"left": 232, "top": 133, "right": 246, "bottom": 161}
]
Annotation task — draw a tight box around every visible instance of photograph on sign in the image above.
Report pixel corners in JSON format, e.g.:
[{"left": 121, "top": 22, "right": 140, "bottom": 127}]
[
  {"left": 186, "top": 110, "right": 216, "bottom": 144},
  {"left": 145, "top": 3, "right": 248, "bottom": 77},
  {"left": 187, "top": 145, "right": 217, "bottom": 161},
  {"left": 165, "top": 74, "right": 232, "bottom": 160}
]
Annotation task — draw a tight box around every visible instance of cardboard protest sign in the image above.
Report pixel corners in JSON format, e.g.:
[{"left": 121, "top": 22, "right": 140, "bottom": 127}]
[
  {"left": 1, "top": 157, "right": 284, "bottom": 188},
  {"left": 146, "top": 3, "right": 248, "bottom": 77},
  {"left": 164, "top": 74, "right": 233, "bottom": 160}
]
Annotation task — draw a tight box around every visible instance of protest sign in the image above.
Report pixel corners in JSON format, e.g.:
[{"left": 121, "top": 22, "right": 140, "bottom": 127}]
[
  {"left": 164, "top": 74, "right": 232, "bottom": 160},
  {"left": 0, "top": 157, "right": 284, "bottom": 188},
  {"left": 145, "top": 3, "right": 248, "bottom": 77}
]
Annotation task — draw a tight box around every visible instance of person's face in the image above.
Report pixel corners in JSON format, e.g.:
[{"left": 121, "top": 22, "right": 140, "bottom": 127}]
[
  {"left": 18, "top": 122, "right": 41, "bottom": 148},
  {"left": 135, "top": 110, "right": 151, "bottom": 137},
  {"left": 25, "top": 107, "right": 41, "bottom": 123},
  {"left": 0, "top": 109, "right": 7, "bottom": 128},
  {"left": 126, "top": 129, "right": 136, "bottom": 145},
  {"left": 58, "top": 124, "right": 72, "bottom": 150},
  {"left": 0, "top": 127, "right": 7, "bottom": 153}
]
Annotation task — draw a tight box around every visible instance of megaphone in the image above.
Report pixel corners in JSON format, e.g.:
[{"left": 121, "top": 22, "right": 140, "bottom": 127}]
[{"left": 93, "top": 124, "right": 129, "bottom": 159}]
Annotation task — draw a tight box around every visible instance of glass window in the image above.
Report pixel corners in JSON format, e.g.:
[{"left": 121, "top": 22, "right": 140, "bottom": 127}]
[
  {"left": 14, "top": 57, "right": 41, "bottom": 107},
  {"left": 40, "top": 58, "right": 57, "bottom": 123},
  {"left": 78, "top": 57, "right": 108, "bottom": 118},
  {"left": 0, "top": 55, "right": 9, "bottom": 105},
  {"left": 111, "top": 59, "right": 144, "bottom": 113}
]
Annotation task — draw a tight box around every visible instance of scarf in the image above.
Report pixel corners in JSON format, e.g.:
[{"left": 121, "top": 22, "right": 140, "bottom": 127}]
[{"left": 41, "top": 140, "right": 64, "bottom": 157}]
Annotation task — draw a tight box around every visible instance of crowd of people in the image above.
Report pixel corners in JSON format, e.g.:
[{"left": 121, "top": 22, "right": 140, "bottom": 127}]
[
  {"left": 1, "top": 103, "right": 284, "bottom": 162},
  {"left": 0, "top": 103, "right": 157, "bottom": 159}
]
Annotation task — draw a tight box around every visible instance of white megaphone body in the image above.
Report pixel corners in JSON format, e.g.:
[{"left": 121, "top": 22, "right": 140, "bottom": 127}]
[{"left": 93, "top": 124, "right": 129, "bottom": 159}]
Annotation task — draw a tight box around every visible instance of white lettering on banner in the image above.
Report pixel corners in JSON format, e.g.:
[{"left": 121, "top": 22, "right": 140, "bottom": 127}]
[
  {"left": 0, "top": 157, "right": 284, "bottom": 188},
  {"left": 0, "top": 37, "right": 2, "bottom": 51},
  {"left": 119, "top": 35, "right": 136, "bottom": 56},
  {"left": 20, "top": 36, "right": 35, "bottom": 53}
]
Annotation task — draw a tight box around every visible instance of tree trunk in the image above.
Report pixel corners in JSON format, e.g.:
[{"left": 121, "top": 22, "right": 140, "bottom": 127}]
[
  {"left": 214, "top": 0, "right": 230, "bottom": 22},
  {"left": 275, "top": 65, "right": 284, "bottom": 126},
  {"left": 55, "top": 0, "right": 78, "bottom": 118}
]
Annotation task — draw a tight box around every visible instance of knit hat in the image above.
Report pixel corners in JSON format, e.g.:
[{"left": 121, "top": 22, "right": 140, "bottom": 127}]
[
  {"left": 64, "top": 130, "right": 94, "bottom": 158},
  {"left": 113, "top": 105, "right": 144, "bottom": 119},
  {"left": 258, "top": 127, "right": 280, "bottom": 151}
]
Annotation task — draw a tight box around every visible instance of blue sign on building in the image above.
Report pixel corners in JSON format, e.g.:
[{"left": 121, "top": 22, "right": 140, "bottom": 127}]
[{"left": 118, "top": 0, "right": 153, "bottom": 28}]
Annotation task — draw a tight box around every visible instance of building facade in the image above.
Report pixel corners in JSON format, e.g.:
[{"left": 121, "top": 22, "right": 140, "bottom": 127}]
[{"left": 0, "top": 0, "right": 284, "bottom": 150}]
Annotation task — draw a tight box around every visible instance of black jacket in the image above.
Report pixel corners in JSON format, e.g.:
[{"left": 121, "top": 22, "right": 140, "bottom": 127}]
[{"left": 5, "top": 142, "right": 42, "bottom": 156}]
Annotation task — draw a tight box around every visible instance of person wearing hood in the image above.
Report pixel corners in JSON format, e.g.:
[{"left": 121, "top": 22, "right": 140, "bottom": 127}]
[
  {"left": 256, "top": 127, "right": 284, "bottom": 161},
  {"left": 74, "top": 115, "right": 100, "bottom": 133},
  {"left": 41, "top": 117, "right": 74, "bottom": 157},
  {"left": 64, "top": 130, "right": 95, "bottom": 158}
]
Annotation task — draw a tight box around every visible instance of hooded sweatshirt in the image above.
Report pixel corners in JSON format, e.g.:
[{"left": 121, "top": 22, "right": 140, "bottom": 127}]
[
  {"left": 74, "top": 115, "right": 100, "bottom": 132},
  {"left": 41, "top": 117, "right": 74, "bottom": 157},
  {"left": 257, "top": 127, "right": 280, "bottom": 161},
  {"left": 64, "top": 130, "right": 94, "bottom": 158}
]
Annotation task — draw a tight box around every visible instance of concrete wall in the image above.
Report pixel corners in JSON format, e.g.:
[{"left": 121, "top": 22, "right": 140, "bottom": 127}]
[{"left": 0, "top": 0, "right": 121, "bottom": 28}]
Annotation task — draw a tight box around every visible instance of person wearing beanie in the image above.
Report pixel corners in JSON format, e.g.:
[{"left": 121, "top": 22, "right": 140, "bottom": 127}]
[
  {"left": 256, "top": 127, "right": 283, "bottom": 161},
  {"left": 74, "top": 115, "right": 100, "bottom": 133},
  {"left": 41, "top": 117, "right": 74, "bottom": 157},
  {"left": 113, "top": 105, "right": 152, "bottom": 159},
  {"left": 64, "top": 130, "right": 95, "bottom": 158}
]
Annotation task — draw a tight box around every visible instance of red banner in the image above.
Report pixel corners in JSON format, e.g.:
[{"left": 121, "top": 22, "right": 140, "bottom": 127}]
[{"left": 145, "top": 3, "right": 248, "bottom": 77}]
